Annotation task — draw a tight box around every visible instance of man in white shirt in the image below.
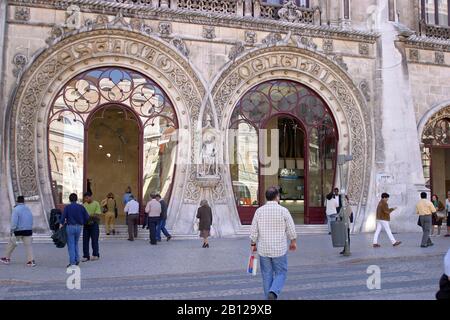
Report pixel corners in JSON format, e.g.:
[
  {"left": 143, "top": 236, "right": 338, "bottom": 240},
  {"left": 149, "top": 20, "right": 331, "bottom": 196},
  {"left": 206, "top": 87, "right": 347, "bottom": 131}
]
[
  {"left": 145, "top": 193, "right": 162, "bottom": 245},
  {"left": 250, "top": 187, "right": 297, "bottom": 300},
  {"left": 445, "top": 192, "right": 450, "bottom": 238},
  {"left": 124, "top": 195, "right": 139, "bottom": 241}
]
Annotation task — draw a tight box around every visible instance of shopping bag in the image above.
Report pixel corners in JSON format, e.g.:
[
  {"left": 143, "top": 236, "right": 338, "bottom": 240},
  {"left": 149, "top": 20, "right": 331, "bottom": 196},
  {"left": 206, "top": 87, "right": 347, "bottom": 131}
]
[{"left": 247, "top": 252, "right": 258, "bottom": 276}]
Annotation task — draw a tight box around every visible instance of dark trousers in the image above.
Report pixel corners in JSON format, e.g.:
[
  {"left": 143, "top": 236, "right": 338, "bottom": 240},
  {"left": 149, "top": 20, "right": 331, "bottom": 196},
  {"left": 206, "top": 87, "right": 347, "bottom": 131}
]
[
  {"left": 148, "top": 217, "right": 160, "bottom": 245},
  {"left": 419, "top": 215, "right": 432, "bottom": 247},
  {"left": 127, "top": 214, "right": 139, "bottom": 240},
  {"left": 83, "top": 223, "right": 100, "bottom": 258}
]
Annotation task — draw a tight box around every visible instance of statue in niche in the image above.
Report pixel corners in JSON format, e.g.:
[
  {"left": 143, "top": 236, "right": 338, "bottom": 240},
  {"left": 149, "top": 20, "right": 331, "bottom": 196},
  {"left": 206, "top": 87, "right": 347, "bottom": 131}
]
[{"left": 199, "top": 118, "right": 219, "bottom": 177}]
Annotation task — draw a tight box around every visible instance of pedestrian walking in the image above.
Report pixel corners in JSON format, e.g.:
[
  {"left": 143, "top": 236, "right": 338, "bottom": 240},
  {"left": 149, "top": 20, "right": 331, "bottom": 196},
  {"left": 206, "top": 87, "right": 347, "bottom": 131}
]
[
  {"left": 446, "top": 192, "right": 450, "bottom": 237},
  {"left": 59, "top": 193, "right": 90, "bottom": 267},
  {"left": 196, "top": 200, "right": 213, "bottom": 248},
  {"left": 250, "top": 187, "right": 297, "bottom": 300},
  {"left": 339, "top": 195, "right": 353, "bottom": 255},
  {"left": 431, "top": 194, "right": 445, "bottom": 236},
  {"left": 124, "top": 194, "right": 139, "bottom": 241},
  {"left": 373, "top": 193, "right": 402, "bottom": 248},
  {"left": 123, "top": 186, "right": 133, "bottom": 206},
  {"left": 333, "top": 188, "right": 343, "bottom": 214},
  {"left": 101, "top": 192, "right": 117, "bottom": 236},
  {"left": 145, "top": 193, "right": 161, "bottom": 245},
  {"left": 436, "top": 248, "right": 450, "bottom": 300},
  {"left": 326, "top": 192, "right": 338, "bottom": 234},
  {"left": 416, "top": 192, "right": 437, "bottom": 248},
  {"left": 1, "top": 196, "right": 35, "bottom": 267},
  {"left": 156, "top": 194, "right": 172, "bottom": 242},
  {"left": 82, "top": 192, "right": 102, "bottom": 261}
]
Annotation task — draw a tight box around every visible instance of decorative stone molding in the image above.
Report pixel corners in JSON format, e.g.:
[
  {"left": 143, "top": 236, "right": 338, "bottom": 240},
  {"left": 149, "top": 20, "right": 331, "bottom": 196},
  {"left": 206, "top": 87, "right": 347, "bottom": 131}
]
[
  {"left": 203, "top": 26, "right": 216, "bottom": 40},
  {"left": 8, "top": 29, "right": 205, "bottom": 204},
  {"left": 409, "top": 49, "right": 420, "bottom": 62},
  {"left": 244, "top": 31, "right": 257, "bottom": 45},
  {"left": 211, "top": 46, "right": 373, "bottom": 209},
  {"left": 296, "top": 36, "right": 318, "bottom": 51},
  {"left": 359, "top": 43, "right": 369, "bottom": 56},
  {"left": 359, "top": 80, "right": 370, "bottom": 102},
  {"left": 228, "top": 41, "right": 245, "bottom": 61},
  {"left": 322, "top": 39, "right": 334, "bottom": 54},
  {"left": 65, "top": 5, "right": 81, "bottom": 30},
  {"left": 14, "top": 6, "right": 31, "bottom": 21},
  {"left": 332, "top": 54, "right": 348, "bottom": 71},
  {"left": 435, "top": 51, "right": 445, "bottom": 65},
  {"left": 171, "top": 37, "right": 189, "bottom": 58},
  {"left": 159, "top": 22, "right": 172, "bottom": 37},
  {"left": 12, "top": 53, "right": 28, "bottom": 78}
]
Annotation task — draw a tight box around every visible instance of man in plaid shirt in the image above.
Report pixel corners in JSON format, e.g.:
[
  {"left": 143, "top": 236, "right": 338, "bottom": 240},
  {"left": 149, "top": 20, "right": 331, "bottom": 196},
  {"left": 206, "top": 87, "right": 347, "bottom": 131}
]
[{"left": 250, "top": 187, "right": 297, "bottom": 300}]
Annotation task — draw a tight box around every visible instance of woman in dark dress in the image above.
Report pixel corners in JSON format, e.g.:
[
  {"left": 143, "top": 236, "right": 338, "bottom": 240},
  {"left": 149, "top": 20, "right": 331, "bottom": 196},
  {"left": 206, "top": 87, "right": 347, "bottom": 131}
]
[
  {"left": 196, "top": 200, "right": 213, "bottom": 248},
  {"left": 431, "top": 194, "right": 445, "bottom": 236}
]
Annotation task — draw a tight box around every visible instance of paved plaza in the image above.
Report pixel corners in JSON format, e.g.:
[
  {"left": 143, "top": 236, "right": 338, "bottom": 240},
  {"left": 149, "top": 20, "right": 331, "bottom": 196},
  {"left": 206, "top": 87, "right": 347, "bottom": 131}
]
[{"left": 0, "top": 233, "right": 449, "bottom": 300}]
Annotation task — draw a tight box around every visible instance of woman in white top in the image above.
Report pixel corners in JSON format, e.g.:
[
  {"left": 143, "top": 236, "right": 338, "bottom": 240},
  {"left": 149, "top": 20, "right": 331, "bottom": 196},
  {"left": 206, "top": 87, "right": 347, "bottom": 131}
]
[{"left": 325, "top": 192, "right": 339, "bottom": 234}]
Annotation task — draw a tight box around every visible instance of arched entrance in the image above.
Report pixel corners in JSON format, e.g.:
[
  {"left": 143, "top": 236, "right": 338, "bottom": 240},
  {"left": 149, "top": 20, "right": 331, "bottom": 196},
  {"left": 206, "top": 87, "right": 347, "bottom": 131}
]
[
  {"left": 48, "top": 67, "right": 178, "bottom": 222},
  {"left": 420, "top": 105, "right": 450, "bottom": 201},
  {"left": 229, "top": 80, "right": 338, "bottom": 225}
]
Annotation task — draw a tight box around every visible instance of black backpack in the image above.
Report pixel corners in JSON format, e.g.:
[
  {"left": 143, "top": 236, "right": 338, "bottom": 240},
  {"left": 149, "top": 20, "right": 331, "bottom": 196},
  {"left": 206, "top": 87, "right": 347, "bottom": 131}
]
[{"left": 49, "top": 208, "right": 62, "bottom": 231}]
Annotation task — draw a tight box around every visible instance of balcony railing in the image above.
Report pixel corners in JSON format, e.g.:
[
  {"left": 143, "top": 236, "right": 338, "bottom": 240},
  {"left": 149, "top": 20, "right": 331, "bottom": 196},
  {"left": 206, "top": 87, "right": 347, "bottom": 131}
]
[
  {"left": 113, "top": 0, "right": 320, "bottom": 25},
  {"left": 420, "top": 20, "right": 450, "bottom": 40}
]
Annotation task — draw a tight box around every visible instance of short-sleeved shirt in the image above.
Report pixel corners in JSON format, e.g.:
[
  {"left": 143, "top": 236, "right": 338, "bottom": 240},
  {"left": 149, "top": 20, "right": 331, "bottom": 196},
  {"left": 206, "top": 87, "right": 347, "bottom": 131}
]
[
  {"left": 416, "top": 199, "right": 437, "bottom": 216},
  {"left": 84, "top": 201, "right": 102, "bottom": 216}
]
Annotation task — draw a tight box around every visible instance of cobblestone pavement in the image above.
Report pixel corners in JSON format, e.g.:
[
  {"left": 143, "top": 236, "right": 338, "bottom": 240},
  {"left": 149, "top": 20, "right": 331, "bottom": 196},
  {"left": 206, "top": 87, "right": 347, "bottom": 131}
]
[{"left": 0, "top": 233, "right": 448, "bottom": 300}]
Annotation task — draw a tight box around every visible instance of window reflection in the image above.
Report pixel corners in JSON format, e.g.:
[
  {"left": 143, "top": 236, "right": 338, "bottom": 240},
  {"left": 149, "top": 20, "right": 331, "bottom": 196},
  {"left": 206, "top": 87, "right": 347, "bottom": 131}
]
[{"left": 230, "top": 122, "right": 259, "bottom": 207}]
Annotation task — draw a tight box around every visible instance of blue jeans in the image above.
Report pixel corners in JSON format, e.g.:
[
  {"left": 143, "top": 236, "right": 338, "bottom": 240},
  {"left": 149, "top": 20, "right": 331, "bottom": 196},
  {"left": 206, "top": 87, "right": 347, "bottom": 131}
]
[
  {"left": 66, "top": 225, "right": 82, "bottom": 265},
  {"left": 259, "top": 254, "right": 288, "bottom": 299},
  {"left": 156, "top": 219, "right": 171, "bottom": 241}
]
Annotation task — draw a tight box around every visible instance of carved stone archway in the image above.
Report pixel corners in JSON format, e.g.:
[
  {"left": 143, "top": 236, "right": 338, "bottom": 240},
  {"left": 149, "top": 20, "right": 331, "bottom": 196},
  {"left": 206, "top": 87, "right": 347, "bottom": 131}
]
[
  {"left": 7, "top": 29, "right": 205, "bottom": 233},
  {"left": 211, "top": 46, "right": 374, "bottom": 229}
]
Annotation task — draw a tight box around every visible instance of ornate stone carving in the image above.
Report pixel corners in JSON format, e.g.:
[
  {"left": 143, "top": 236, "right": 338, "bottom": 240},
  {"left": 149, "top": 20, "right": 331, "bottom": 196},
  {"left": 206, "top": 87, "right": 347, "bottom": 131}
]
[
  {"left": 410, "top": 49, "right": 419, "bottom": 62},
  {"left": 9, "top": 29, "right": 205, "bottom": 201},
  {"left": 211, "top": 47, "right": 372, "bottom": 208},
  {"left": 278, "top": 0, "right": 304, "bottom": 23},
  {"left": 435, "top": 51, "right": 445, "bottom": 65},
  {"left": 65, "top": 5, "right": 81, "bottom": 30},
  {"left": 295, "top": 36, "right": 317, "bottom": 51},
  {"left": 359, "top": 43, "right": 370, "bottom": 56},
  {"left": 228, "top": 41, "right": 245, "bottom": 61},
  {"left": 45, "top": 25, "right": 65, "bottom": 45},
  {"left": 322, "top": 39, "right": 334, "bottom": 54},
  {"left": 14, "top": 6, "right": 30, "bottom": 21},
  {"left": 171, "top": 37, "right": 189, "bottom": 58},
  {"left": 244, "top": 31, "right": 256, "bottom": 45},
  {"left": 159, "top": 22, "right": 172, "bottom": 36},
  {"left": 203, "top": 26, "right": 216, "bottom": 40},
  {"left": 422, "top": 106, "right": 450, "bottom": 146},
  {"left": 261, "top": 32, "right": 283, "bottom": 47},
  {"left": 359, "top": 80, "right": 371, "bottom": 102},
  {"left": 332, "top": 54, "right": 348, "bottom": 71},
  {"left": 12, "top": 53, "right": 28, "bottom": 78}
]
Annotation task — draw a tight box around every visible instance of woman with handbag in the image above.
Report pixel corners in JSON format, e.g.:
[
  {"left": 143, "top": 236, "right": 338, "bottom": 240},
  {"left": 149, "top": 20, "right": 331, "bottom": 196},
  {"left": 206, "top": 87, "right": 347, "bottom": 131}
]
[
  {"left": 431, "top": 194, "right": 445, "bottom": 236},
  {"left": 101, "top": 193, "right": 117, "bottom": 236},
  {"left": 196, "top": 200, "right": 213, "bottom": 248}
]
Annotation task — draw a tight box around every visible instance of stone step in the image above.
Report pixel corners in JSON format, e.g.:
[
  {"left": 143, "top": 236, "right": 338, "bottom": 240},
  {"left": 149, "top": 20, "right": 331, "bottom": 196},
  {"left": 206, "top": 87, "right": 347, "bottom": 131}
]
[
  {"left": 1, "top": 225, "right": 329, "bottom": 244},
  {"left": 237, "top": 225, "right": 329, "bottom": 236}
]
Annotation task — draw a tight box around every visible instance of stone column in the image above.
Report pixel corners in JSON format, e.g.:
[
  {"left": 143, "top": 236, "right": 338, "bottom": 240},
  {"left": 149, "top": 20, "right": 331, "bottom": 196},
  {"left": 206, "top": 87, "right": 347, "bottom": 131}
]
[
  {"left": 160, "top": 0, "right": 169, "bottom": 9},
  {"left": 253, "top": 0, "right": 261, "bottom": 18},
  {"left": 170, "top": 0, "right": 178, "bottom": 9},
  {"left": 152, "top": 0, "right": 160, "bottom": 8},
  {"left": 361, "top": 0, "right": 425, "bottom": 233},
  {"left": 328, "top": 0, "right": 342, "bottom": 27},
  {"left": 0, "top": 0, "right": 12, "bottom": 237}
]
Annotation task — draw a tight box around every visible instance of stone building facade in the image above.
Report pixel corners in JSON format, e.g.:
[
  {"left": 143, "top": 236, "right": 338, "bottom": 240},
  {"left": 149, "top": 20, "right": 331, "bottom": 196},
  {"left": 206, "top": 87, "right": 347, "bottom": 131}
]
[{"left": 0, "top": 0, "right": 449, "bottom": 238}]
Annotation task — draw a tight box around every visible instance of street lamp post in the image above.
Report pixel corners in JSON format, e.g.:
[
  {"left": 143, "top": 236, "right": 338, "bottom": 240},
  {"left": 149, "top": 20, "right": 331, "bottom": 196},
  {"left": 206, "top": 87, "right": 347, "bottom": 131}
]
[{"left": 337, "top": 154, "right": 353, "bottom": 257}]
